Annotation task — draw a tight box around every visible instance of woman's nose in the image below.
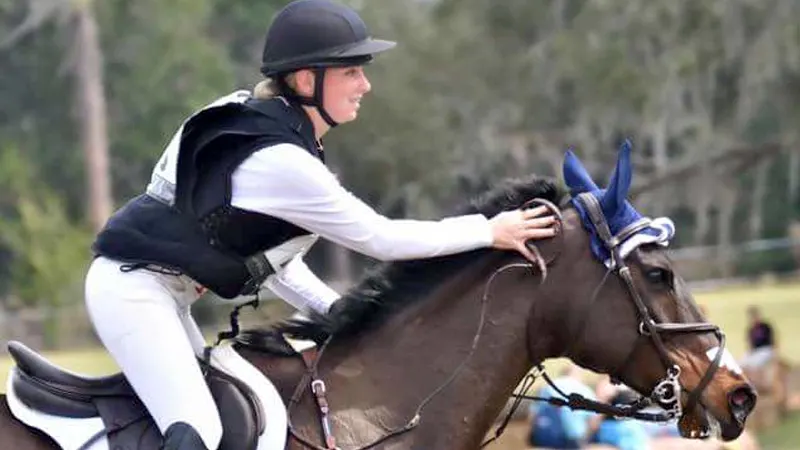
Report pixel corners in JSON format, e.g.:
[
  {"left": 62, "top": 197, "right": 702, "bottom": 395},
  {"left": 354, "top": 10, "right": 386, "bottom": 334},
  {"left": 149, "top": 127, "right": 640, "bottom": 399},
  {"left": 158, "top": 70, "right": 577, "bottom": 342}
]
[{"left": 361, "top": 73, "right": 371, "bottom": 94}]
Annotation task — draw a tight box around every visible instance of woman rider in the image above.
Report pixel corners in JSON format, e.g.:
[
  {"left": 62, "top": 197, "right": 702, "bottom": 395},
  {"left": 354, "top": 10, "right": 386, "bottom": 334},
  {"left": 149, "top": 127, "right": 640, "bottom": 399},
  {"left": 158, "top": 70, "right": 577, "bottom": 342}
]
[{"left": 86, "top": 1, "right": 558, "bottom": 448}]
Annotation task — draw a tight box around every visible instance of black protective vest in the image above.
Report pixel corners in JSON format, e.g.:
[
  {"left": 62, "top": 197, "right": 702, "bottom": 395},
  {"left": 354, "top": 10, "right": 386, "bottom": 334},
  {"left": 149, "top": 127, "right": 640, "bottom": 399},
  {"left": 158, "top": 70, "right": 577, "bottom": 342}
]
[{"left": 93, "top": 97, "right": 324, "bottom": 298}]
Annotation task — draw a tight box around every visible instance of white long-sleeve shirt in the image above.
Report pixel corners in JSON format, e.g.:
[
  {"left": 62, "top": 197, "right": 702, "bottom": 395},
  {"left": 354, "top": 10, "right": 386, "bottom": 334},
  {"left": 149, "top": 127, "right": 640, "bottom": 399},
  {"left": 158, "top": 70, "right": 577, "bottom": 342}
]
[{"left": 230, "top": 143, "right": 494, "bottom": 314}]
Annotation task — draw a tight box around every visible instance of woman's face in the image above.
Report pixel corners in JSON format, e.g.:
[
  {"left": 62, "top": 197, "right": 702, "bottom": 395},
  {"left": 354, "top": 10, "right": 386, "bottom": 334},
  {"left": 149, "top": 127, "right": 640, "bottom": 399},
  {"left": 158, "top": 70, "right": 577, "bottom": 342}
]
[{"left": 321, "top": 65, "right": 371, "bottom": 124}]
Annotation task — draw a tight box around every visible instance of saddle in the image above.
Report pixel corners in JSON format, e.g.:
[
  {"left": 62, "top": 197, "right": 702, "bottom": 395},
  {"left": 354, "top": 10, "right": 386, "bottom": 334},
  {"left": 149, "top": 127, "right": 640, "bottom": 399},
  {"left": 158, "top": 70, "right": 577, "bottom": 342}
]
[{"left": 7, "top": 340, "right": 266, "bottom": 450}]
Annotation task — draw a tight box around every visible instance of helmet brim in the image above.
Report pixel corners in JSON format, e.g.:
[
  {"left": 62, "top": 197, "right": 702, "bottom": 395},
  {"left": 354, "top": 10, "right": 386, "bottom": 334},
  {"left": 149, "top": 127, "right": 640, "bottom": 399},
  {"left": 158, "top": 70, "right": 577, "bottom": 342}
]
[
  {"left": 261, "top": 38, "right": 396, "bottom": 77},
  {"left": 335, "top": 38, "right": 396, "bottom": 57}
]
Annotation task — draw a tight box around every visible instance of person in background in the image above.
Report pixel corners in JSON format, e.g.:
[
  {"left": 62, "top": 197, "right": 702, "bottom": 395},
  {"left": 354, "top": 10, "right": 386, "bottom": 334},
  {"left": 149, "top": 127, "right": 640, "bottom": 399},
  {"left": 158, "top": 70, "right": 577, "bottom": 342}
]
[
  {"left": 590, "top": 386, "right": 651, "bottom": 450},
  {"left": 527, "top": 364, "right": 603, "bottom": 449},
  {"left": 741, "top": 305, "right": 775, "bottom": 370}
]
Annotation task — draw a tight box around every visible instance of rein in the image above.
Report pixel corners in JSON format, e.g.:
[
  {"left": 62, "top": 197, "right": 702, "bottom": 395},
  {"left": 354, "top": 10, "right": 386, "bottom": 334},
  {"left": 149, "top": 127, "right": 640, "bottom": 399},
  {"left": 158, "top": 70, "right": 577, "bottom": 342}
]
[
  {"left": 285, "top": 199, "right": 561, "bottom": 450},
  {"left": 285, "top": 262, "right": 535, "bottom": 450},
  {"left": 481, "top": 364, "right": 672, "bottom": 449}
]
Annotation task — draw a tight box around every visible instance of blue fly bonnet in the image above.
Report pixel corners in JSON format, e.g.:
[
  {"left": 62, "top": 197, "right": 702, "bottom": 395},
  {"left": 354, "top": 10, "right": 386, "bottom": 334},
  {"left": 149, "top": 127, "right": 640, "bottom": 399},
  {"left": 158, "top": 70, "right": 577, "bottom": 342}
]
[{"left": 563, "top": 140, "right": 675, "bottom": 267}]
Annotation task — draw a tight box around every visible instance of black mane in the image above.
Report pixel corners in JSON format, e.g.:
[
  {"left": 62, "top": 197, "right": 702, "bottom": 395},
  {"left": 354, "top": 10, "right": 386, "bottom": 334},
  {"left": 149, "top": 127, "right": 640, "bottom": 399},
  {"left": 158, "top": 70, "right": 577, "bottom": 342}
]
[{"left": 241, "top": 175, "right": 565, "bottom": 344}]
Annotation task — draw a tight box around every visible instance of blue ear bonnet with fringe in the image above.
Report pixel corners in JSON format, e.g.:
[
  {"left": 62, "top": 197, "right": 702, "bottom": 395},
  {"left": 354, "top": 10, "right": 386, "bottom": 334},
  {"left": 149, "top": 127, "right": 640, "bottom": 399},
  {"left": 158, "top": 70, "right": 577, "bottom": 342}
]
[{"left": 563, "top": 140, "right": 675, "bottom": 266}]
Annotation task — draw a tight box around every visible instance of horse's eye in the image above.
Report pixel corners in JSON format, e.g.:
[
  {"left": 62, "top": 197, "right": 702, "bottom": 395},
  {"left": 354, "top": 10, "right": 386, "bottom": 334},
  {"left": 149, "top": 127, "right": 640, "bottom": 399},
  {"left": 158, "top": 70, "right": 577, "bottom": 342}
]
[{"left": 645, "top": 268, "right": 671, "bottom": 285}]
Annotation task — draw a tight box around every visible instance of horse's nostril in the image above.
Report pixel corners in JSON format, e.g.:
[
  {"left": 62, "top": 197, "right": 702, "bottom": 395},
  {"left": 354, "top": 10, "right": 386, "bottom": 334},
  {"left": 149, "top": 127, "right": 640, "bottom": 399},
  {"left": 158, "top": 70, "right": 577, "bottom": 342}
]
[
  {"left": 728, "top": 386, "right": 757, "bottom": 425},
  {"left": 730, "top": 389, "right": 749, "bottom": 408}
]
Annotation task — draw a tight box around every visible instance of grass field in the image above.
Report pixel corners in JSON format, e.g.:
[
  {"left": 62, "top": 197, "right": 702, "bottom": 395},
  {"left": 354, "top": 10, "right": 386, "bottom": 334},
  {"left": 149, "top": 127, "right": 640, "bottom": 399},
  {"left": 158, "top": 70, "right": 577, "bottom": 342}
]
[
  {"left": 697, "top": 281, "right": 800, "bottom": 364},
  {"left": 759, "top": 411, "right": 800, "bottom": 449},
  {"left": 1, "top": 279, "right": 800, "bottom": 448}
]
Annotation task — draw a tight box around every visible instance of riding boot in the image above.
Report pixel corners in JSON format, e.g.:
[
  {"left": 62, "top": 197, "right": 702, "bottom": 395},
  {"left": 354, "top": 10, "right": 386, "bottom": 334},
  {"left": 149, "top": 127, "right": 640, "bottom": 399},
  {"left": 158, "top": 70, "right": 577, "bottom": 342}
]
[{"left": 160, "top": 422, "right": 210, "bottom": 450}]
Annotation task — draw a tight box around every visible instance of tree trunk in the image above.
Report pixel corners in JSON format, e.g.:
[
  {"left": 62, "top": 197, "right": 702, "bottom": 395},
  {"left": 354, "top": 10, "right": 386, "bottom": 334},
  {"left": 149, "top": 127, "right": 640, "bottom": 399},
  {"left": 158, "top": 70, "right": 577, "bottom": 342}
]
[
  {"left": 649, "top": 113, "right": 669, "bottom": 217},
  {"left": 693, "top": 180, "right": 712, "bottom": 245},
  {"left": 748, "top": 160, "right": 769, "bottom": 239},
  {"left": 716, "top": 187, "right": 737, "bottom": 278},
  {"left": 789, "top": 221, "right": 800, "bottom": 270},
  {"left": 74, "top": 0, "right": 112, "bottom": 231},
  {"left": 789, "top": 149, "right": 799, "bottom": 206}
]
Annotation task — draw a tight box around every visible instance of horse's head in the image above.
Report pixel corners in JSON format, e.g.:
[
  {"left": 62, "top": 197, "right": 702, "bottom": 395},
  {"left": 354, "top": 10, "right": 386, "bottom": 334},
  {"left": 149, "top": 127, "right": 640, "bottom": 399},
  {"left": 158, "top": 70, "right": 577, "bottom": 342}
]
[{"left": 536, "top": 141, "right": 756, "bottom": 441}]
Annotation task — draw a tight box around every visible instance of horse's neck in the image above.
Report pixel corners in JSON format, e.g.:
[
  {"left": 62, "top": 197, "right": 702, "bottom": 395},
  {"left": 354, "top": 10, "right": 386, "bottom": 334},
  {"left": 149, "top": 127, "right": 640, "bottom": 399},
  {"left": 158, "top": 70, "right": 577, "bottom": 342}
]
[{"left": 270, "top": 257, "right": 554, "bottom": 449}]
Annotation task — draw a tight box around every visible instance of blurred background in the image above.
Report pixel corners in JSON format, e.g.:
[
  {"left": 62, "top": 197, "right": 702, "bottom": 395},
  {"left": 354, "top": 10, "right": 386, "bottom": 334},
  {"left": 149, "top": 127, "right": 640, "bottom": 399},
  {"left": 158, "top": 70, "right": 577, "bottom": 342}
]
[{"left": 0, "top": 0, "right": 799, "bottom": 448}]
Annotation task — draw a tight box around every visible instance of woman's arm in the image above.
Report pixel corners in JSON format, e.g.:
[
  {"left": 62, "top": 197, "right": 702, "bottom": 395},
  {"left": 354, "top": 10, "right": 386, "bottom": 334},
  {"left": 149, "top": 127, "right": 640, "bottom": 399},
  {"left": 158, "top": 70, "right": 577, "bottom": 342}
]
[
  {"left": 231, "top": 143, "right": 496, "bottom": 260},
  {"left": 263, "top": 254, "right": 339, "bottom": 314},
  {"left": 233, "top": 143, "right": 556, "bottom": 310}
]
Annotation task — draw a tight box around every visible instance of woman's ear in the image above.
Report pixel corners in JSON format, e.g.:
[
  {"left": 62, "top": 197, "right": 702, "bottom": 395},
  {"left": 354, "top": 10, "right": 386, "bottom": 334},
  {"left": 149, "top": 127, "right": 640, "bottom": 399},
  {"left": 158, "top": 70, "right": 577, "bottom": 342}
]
[{"left": 291, "top": 69, "right": 316, "bottom": 97}]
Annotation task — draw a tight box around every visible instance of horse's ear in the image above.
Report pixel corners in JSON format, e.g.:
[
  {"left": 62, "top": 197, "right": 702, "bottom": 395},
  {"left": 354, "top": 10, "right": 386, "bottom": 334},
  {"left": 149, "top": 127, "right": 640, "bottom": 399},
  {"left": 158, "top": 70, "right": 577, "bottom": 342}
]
[
  {"left": 600, "top": 139, "right": 633, "bottom": 216},
  {"left": 563, "top": 148, "right": 599, "bottom": 195}
]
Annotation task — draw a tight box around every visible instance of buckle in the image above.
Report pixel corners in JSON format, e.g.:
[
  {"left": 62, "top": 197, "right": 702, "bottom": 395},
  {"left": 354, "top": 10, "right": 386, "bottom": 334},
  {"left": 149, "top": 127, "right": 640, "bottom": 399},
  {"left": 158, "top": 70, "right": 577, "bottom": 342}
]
[{"left": 311, "top": 379, "right": 326, "bottom": 395}]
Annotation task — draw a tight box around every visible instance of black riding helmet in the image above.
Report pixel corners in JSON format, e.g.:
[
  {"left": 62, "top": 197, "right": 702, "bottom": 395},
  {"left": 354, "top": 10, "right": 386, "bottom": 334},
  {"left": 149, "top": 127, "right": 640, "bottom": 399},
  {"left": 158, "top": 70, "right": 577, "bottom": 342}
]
[{"left": 260, "top": 0, "right": 396, "bottom": 127}]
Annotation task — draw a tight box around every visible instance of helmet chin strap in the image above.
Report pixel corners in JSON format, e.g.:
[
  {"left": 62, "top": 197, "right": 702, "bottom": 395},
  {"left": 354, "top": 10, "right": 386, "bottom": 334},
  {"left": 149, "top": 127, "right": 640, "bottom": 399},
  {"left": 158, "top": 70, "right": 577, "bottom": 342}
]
[
  {"left": 311, "top": 68, "right": 339, "bottom": 128},
  {"left": 277, "top": 68, "right": 339, "bottom": 128}
]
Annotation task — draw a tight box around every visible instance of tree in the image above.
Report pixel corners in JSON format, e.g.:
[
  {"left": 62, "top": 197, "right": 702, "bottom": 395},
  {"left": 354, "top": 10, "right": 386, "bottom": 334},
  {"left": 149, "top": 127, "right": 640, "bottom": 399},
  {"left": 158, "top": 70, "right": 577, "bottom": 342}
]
[
  {"left": 4, "top": 0, "right": 112, "bottom": 231},
  {"left": 0, "top": 147, "right": 92, "bottom": 347},
  {"left": 74, "top": 0, "right": 112, "bottom": 231}
]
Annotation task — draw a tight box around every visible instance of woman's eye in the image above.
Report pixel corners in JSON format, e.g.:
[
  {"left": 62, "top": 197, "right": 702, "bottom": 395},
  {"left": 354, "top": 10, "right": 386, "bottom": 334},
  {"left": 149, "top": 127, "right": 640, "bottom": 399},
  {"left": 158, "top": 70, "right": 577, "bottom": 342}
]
[{"left": 646, "top": 268, "right": 671, "bottom": 285}]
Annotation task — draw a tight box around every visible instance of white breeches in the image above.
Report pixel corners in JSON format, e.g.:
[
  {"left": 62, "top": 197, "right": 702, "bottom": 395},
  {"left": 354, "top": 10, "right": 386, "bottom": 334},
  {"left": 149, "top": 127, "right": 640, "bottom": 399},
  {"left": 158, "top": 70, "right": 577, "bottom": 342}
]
[{"left": 85, "top": 256, "right": 222, "bottom": 449}]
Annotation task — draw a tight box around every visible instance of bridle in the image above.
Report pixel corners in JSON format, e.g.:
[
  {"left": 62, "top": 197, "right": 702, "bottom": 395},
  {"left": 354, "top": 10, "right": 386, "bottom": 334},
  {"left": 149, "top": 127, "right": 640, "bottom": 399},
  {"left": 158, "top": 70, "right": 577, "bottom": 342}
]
[
  {"left": 277, "top": 195, "right": 728, "bottom": 449},
  {"left": 485, "top": 195, "right": 729, "bottom": 446},
  {"left": 560, "top": 192, "right": 727, "bottom": 420}
]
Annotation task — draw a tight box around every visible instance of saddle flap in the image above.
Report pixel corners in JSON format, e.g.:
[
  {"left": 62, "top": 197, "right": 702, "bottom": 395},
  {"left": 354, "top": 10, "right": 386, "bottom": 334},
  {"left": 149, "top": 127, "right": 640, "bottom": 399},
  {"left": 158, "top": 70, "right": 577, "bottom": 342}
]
[
  {"left": 201, "top": 359, "right": 266, "bottom": 450},
  {"left": 94, "top": 395, "right": 161, "bottom": 449}
]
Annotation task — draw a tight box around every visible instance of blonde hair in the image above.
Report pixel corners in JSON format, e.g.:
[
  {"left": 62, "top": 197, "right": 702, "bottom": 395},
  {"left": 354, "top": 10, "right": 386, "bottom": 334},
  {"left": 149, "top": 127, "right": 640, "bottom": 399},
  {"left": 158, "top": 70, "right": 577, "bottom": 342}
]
[
  {"left": 252, "top": 73, "right": 299, "bottom": 100},
  {"left": 253, "top": 79, "right": 280, "bottom": 100}
]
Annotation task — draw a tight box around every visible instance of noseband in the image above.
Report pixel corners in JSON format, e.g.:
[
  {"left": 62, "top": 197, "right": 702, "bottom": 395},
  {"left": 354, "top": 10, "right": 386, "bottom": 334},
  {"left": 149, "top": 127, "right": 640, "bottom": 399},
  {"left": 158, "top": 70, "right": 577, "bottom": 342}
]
[{"left": 573, "top": 192, "right": 726, "bottom": 419}]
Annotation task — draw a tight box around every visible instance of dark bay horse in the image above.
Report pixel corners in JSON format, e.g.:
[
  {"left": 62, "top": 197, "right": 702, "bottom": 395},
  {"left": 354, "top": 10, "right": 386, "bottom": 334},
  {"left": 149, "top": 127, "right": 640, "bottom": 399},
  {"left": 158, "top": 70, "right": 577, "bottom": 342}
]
[{"left": 0, "top": 146, "right": 755, "bottom": 449}]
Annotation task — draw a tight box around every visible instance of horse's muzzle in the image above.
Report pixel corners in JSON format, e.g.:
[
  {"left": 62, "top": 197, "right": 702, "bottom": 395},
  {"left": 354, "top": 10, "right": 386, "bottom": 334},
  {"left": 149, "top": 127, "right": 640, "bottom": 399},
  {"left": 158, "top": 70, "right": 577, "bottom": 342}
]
[{"left": 728, "top": 384, "right": 757, "bottom": 427}]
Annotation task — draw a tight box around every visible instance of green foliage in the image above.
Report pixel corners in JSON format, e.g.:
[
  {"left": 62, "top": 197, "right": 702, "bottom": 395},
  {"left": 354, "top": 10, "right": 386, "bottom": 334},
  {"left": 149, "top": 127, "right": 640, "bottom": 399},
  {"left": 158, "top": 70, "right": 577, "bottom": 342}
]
[
  {"left": 96, "top": 0, "right": 237, "bottom": 200},
  {"left": 325, "top": 0, "right": 471, "bottom": 213},
  {"left": 735, "top": 248, "right": 797, "bottom": 277},
  {"left": 0, "top": 0, "right": 799, "bottom": 322},
  {"left": 0, "top": 3, "right": 83, "bottom": 217},
  {"left": 0, "top": 147, "right": 93, "bottom": 297},
  {"left": 759, "top": 412, "right": 800, "bottom": 449},
  {"left": 0, "top": 147, "right": 92, "bottom": 346},
  {"left": 208, "top": 0, "right": 291, "bottom": 84},
  {"left": 94, "top": 0, "right": 294, "bottom": 201}
]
